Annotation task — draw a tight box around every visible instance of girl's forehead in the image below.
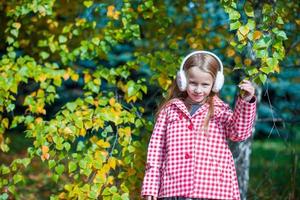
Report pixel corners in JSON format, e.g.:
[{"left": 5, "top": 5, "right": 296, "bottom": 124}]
[{"left": 187, "top": 67, "right": 212, "bottom": 78}]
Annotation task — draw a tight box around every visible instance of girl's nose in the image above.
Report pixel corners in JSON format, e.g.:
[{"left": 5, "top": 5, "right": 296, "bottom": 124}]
[{"left": 194, "top": 87, "right": 202, "bottom": 93}]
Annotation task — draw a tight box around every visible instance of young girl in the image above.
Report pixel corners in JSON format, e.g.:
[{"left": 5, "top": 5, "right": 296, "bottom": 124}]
[{"left": 141, "top": 51, "right": 256, "bottom": 200}]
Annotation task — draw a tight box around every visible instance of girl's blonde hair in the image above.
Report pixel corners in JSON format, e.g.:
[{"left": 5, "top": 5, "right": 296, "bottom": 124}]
[{"left": 155, "top": 53, "right": 220, "bottom": 132}]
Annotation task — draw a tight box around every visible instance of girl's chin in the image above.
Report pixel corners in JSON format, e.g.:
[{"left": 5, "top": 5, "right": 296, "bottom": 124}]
[{"left": 190, "top": 97, "right": 205, "bottom": 103}]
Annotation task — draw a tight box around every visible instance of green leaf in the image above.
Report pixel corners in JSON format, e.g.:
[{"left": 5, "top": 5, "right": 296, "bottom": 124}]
[
  {"left": 121, "top": 193, "right": 130, "bottom": 200},
  {"left": 1, "top": 165, "right": 11, "bottom": 175},
  {"left": 84, "top": 96, "right": 94, "bottom": 105},
  {"left": 76, "top": 141, "right": 85, "bottom": 151},
  {"left": 66, "top": 102, "right": 77, "bottom": 112},
  {"left": 276, "top": 16, "right": 284, "bottom": 24},
  {"left": 256, "top": 49, "right": 268, "bottom": 58},
  {"left": 266, "top": 57, "right": 279, "bottom": 68},
  {"left": 109, "top": 186, "right": 118, "bottom": 193},
  {"left": 55, "top": 164, "right": 65, "bottom": 175},
  {"left": 244, "top": 2, "right": 254, "bottom": 17},
  {"left": 22, "top": 158, "right": 31, "bottom": 167},
  {"left": 112, "top": 194, "right": 122, "bottom": 200},
  {"left": 64, "top": 142, "right": 71, "bottom": 151},
  {"left": 246, "top": 19, "right": 255, "bottom": 30},
  {"left": 10, "top": 29, "right": 18, "bottom": 37},
  {"left": 49, "top": 160, "right": 56, "bottom": 169},
  {"left": 7, "top": 104, "right": 15, "bottom": 112},
  {"left": 127, "top": 80, "right": 137, "bottom": 97},
  {"left": 102, "top": 187, "right": 111, "bottom": 196},
  {"left": 83, "top": 1, "right": 93, "bottom": 8},
  {"left": 260, "top": 66, "right": 272, "bottom": 74},
  {"left": 68, "top": 161, "right": 77, "bottom": 173},
  {"left": 259, "top": 73, "right": 267, "bottom": 84},
  {"left": 7, "top": 36, "right": 14, "bottom": 44},
  {"left": 0, "top": 193, "right": 9, "bottom": 200},
  {"left": 58, "top": 35, "right": 67, "bottom": 43},
  {"left": 79, "top": 160, "right": 87, "bottom": 169},
  {"left": 230, "top": 21, "right": 241, "bottom": 31},
  {"left": 40, "top": 51, "right": 50, "bottom": 60},
  {"left": 13, "top": 174, "right": 23, "bottom": 184},
  {"left": 52, "top": 174, "right": 59, "bottom": 182},
  {"left": 228, "top": 9, "right": 241, "bottom": 20},
  {"left": 272, "top": 28, "right": 288, "bottom": 40}
]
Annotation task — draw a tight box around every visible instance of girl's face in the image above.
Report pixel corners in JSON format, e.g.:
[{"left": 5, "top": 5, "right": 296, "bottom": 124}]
[{"left": 186, "top": 67, "right": 214, "bottom": 104}]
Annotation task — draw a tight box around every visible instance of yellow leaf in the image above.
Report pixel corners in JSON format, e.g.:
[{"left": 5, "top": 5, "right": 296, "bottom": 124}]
[
  {"left": 244, "top": 58, "right": 252, "bottom": 66},
  {"left": 109, "top": 98, "right": 116, "bottom": 106},
  {"left": 226, "top": 48, "right": 235, "bottom": 57},
  {"left": 63, "top": 71, "right": 70, "bottom": 80},
  {"left": 71, "top": 73, "right": 79, "bottom": 81},
  {"left": 122, "top": 127, "right": 131, "bottom": 137},
  {"left": 35, "top": 117, "right": 43, "bottom": 124},
  {"left": 234, "top": 56, "right": 242, "bottom": 64},
  {"left": 274, "top": 65, "right": 280, "bottom": 73},
  {"left": 79, "top": 128, "right": 86, "bottom": 136},
  {"left": 107, "top": 5, "right": 120, "bottom": 20},
  {"left": 39, "top": 74, "right": 47, "bottom": 82},
  {"left": 253, "top": 30, "right": 262, "bottom": 40},
  {"left": 96, "top": 139, "right": 110, "bottom": 148},
  {"left": 84, "top": 73, "right": 91, "bottom": 83},
  {"left": 37, "top": 105, "right": 46, "bottom": 115},
  {"left": 64, "top": 127, "right": 73, "bottom": 134},
  {"left": 108, "top": 157, "right": 117, "bottom": 170},
  {"left": 2, "top": 118, "right": 9, "bottom": 129},
  {"left": 41, "top": 145, "right": 50, "bottom": 161},
  {"left": 117, "top": 80, "right": 127, "bottom": 93},
  {"left": 93, "top": 78, "right": 101, "bottom": 85},
  {"left": 42, "top": 145, "right": 49, "bottom": 153},
  {"left": 238, "top": 25, "right": 250, "bottom": 36},
  {"left": 94, "top": 170, "right": 106, "bottom": 184},
  {"left": 158, "top": 74, "right": 172, "bottom": 90},
  {"left": 107, "top": 176, "right": 114, "bottom": 185},
  {"left": 13, "top": 22, "right": 21, "bottom": 29}
]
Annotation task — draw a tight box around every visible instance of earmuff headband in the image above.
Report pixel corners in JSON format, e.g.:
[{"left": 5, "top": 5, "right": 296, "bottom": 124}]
[{"left": 179, "top": 50, "right": 223, "bottom": 74}]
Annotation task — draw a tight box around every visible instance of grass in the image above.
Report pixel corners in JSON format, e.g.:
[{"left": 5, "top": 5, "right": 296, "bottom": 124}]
[{"left": 248, "top": 136, "right": 300, "bottom": 200}]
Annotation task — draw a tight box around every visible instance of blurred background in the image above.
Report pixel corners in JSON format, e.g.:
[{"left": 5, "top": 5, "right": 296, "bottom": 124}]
[{"left": 0, "top": 0, "right": 299, "bottom": 199}]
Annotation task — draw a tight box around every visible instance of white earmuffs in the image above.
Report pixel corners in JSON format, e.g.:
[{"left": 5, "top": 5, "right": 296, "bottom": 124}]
[{"left": 176, "top": 50, "right": 224, "bottom": 93}]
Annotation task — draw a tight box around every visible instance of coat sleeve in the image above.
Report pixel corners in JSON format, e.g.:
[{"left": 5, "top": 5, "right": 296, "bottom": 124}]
[
  {"left": 141, "top": 107, "right": 168, "bottom": 198},
  {"left": 221, "top": 96, "right": 257, "bottom": 142}
]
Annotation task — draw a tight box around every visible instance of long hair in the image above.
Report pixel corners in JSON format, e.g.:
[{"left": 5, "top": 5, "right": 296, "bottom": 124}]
[{"left": 155, "top": 53, "right": 220, "bottom": 132}]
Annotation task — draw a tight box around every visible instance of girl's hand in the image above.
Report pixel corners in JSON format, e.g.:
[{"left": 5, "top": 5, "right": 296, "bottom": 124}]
[{"left": 238, "top": 80, "right": 255, "bottom": 102}]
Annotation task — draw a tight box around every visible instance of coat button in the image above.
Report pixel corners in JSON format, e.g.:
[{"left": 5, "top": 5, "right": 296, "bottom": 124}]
[
  {"left": 179, "top": 113, "right": 183, "bottom": 120},
  {"left": 185, "top": 152, "right": 191, "bottom": 159},
  {"left": 188, "top": 123, "right": 193, "bottom": 130}
]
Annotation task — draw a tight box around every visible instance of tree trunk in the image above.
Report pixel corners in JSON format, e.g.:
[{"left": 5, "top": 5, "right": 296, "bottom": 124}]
[{"left": 229, "top": 138, "right": 253, "bottom": 200}]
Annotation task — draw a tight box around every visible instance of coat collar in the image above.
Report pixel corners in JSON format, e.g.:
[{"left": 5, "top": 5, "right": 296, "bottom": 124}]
[{"left": 167, "top": 96, "right": 226, "bottom": 119}]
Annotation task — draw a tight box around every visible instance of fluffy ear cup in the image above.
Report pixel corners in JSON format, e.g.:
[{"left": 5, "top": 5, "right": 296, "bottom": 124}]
[
  {"left": 212, "top": 71, "right": 224, "bottom": 93},
  {"left": 176, "top": 70, "right": 187, "bottom": 92},
  {"left": 176, "top": 50, "right": 224, "bottom": 93}
]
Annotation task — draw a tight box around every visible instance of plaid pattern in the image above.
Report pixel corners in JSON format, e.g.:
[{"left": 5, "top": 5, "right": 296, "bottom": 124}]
[
  {"left": 158, "top": 197, "right": 207, "bottom": 200},
  {"left": 141, "top": 96, "right": 256, "bottom": 199}
]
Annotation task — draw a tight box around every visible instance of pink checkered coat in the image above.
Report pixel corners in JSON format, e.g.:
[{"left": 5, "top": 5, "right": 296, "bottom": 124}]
[{"left": 141, "top": 96, "right": 257, "bottom": 199}]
